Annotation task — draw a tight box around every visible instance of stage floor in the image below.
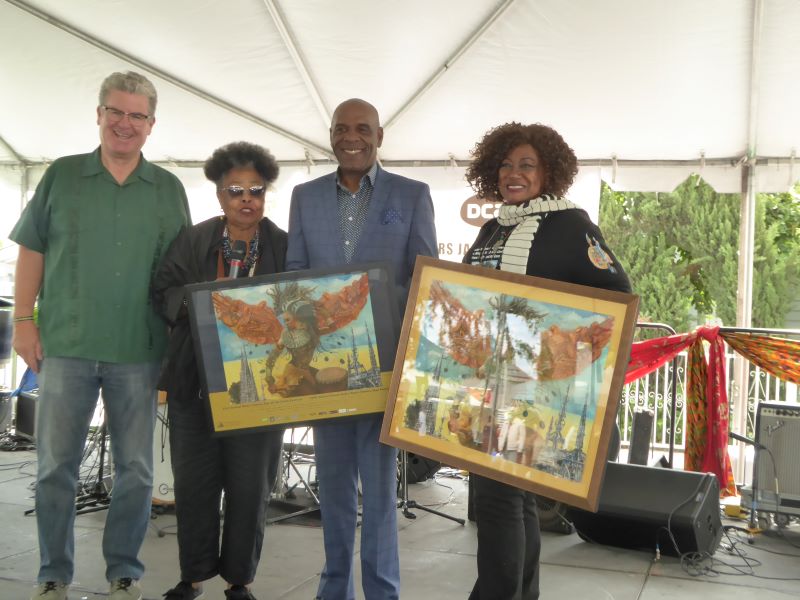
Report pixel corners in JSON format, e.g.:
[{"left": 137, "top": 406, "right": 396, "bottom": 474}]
[{"left": 0, "top": 447, "right": 798, "bottom": 599}]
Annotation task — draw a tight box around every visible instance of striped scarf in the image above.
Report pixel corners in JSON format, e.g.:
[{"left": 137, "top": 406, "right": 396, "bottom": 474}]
[{"left": 495, "top": 195, "right": 578, "bottom": 274}]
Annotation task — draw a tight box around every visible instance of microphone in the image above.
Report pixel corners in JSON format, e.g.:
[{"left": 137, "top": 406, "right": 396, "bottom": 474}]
[
  {"left": 728, "top": 431, "right": 768, "bottom": 450},
  {"left": 229, "top": 240, "right": 247, "bottom": 279}
]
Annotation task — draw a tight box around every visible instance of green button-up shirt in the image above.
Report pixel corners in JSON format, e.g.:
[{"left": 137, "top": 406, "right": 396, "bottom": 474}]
[{"left": 9, "top": 148, "right": 190, "bottom": 363}]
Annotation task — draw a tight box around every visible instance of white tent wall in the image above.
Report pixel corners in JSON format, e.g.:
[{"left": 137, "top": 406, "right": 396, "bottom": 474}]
[
  {"left": 1, "top": 161, "right": 603, "bottom": 268},
  {"left": 0, "top": 166, "right": 26, "bottom": 297}
]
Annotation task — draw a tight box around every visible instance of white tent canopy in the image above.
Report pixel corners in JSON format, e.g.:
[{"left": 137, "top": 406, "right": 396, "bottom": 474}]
[
  {"left": 1, "top": 0, "right": 798, "bottom": 284},
  {"left": 1, "top": 0, "right": 798, "bottom": 182}
]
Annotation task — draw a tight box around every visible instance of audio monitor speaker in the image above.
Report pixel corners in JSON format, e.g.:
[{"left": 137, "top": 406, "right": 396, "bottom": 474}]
[
  {"left": 753, "top": 402, "right": 800, "bottom": 511},
  {"left": 405, "top": 453, "right": 441, "bottom": 484},
  {"left": 15, "top": 390, "right": 38, "bottom": 441},
  {"left": 565, "top": 462, "right": 722, "bottom": 556}
]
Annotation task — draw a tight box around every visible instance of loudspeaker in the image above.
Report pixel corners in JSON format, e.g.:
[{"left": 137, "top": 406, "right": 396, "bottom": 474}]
[
  {"left": 15, "top": 390, "right": 38, "bottom": 441},
  {"left": 627, "top": 409, "right": 653, "bottom": 465},
  {"left": 405, "top": 453, "right": 441, "bottom": 484},
  {"left": 536, "top": 423, "right": 622, "bottom": 534},
  {"left": 565, "top": 462, "right": 722, "bottom": 556},
  {"left": 0, "top": 390, "right": 11, "bottom": 432}
]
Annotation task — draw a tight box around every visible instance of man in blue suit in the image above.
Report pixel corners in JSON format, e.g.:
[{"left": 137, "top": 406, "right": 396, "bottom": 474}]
[{"left": 286, "top": 98, "right": 437, "bottom": 600}]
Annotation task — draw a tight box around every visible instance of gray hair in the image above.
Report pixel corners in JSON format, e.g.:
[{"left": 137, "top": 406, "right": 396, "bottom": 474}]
[{"left": 98, "top": 71, "right": 158, "bottom": 116}]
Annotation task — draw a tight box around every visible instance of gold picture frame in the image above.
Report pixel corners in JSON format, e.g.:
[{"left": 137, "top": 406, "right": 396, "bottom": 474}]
[
  {"left": 187, "top": 263, "right": 399, "bottom": 434},
  {"left": 380, "top": 257, "right": 638, "bottom": 511}
]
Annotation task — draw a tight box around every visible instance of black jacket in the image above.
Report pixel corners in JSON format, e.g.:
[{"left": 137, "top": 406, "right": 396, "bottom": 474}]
[
  {"left": 153, "top": 216, "right": 288, "bottom": 403},
  {"left": 464, "top": 208, "right": 632, "bottom": 294}
]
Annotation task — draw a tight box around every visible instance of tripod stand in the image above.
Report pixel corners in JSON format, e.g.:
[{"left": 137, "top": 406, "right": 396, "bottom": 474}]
[
  {"left": 75, "top": 422, "right": 112, "bottom": 515},
  {"left": 397, "top": 450, "right": 464, "bottom": 525},
  {"left": 267, "top": 427, "right": 321, "bottom": 524}
]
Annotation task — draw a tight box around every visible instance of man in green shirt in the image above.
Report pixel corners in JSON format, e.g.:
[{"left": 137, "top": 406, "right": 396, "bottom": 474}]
[{"left": 9, "top": 71, "right": 190, "bottom": 600}]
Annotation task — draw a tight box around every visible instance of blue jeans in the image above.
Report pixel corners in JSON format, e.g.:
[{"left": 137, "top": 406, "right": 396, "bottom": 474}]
[
  {"left": 35, "top": 357, "right": 159, "bottom": 583},
  {"left": 314, "top": 415, "right": 399, "bottom": 600}
]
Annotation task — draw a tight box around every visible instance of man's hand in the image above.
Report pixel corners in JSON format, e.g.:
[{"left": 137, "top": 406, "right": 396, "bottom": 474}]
[
  {"left": 13, "top": 321, "right": 43, "bottom": 373},
  {"left": 12, "top": 246, "right": 44, "bottom": 372}
]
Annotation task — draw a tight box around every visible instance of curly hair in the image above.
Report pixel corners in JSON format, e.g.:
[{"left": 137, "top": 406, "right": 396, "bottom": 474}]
[
  {"left": 466, "top": 122, "right": 578, "bottom": 200},
  {"left": 203, "top": 141, "right": 280, "bottom": 186}
]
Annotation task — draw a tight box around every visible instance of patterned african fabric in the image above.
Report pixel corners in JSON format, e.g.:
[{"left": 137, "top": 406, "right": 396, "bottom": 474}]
[
  {"left": 689, "top": 328, "right": 736, "bottom": 496},
  {"left": 624, "top": 326, "right": 737, "bottom": 496},
  {"left": 719, "top": 332, "right": 800, "bottom": 385},
  {"left": 684, "top": 341, "right": 708, "bottom": 475}
]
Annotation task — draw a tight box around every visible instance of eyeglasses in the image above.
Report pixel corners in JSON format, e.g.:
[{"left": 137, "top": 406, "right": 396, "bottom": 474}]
[
  {"left": 222, "top": 185, "right": 266, "bottom": 198},
  {"left": 101, "top": 105, "right": 151, "bottom": 125}
]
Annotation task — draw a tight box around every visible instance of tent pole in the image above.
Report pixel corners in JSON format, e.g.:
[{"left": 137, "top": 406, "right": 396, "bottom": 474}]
[
  {"left": 261, "top": 0, "right": 330, "bottom": 129},
  {"left": 0, "top": 133, "right": 26, "bottom": 166},
  {"left": 383, "top": 0, "right": 517, "bottom": 130},
  {"left": 731, "top": 163, "right": 756, "bottom": 483},
  {"left": 731, "top": 0, "right": 764, "bottom": 485}
]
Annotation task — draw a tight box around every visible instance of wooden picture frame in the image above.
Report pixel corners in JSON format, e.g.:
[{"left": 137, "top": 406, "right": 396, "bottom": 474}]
[
  {"left": 380, "top": 256, "right": 638, "bottom": 511},
  {"left": 187, "top": 262, "right": 399, "bottom": 434}
]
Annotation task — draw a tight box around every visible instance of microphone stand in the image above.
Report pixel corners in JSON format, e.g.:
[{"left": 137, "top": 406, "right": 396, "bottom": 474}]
[
  {"left": 749, "top": 442, "right": 760, "bottom": 534},
  {"left": 75, "top": 421, "right": 112, "bottom": 515},
  {"left": 729, "top": 431, "right": 762, "bottom": 535},
  {"left": 397, "top": 449, "right": 464, "bottom": 525}
]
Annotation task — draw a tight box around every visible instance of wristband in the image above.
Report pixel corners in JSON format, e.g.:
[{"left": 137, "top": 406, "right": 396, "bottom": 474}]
[{"left": 12, "top": 315, "right": 35, "bottom": 323}]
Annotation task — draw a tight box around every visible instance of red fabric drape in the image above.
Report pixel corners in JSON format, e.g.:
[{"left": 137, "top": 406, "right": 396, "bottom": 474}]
[{"left": 624, "top": 326, "right": 736, "bottom": 496}]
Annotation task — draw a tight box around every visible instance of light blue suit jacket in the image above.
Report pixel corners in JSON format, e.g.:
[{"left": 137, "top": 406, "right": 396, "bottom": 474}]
[{"left": 286, "top": 166, "right": 438, "bottom": 313}]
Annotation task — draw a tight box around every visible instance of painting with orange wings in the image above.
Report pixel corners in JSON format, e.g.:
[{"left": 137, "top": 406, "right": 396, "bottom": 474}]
[
  {"left": 186, "top": 264, "right": 399, "bottom": 434},
  {"left": 380, "top": 257, "right": 638, "bottom": 511}
]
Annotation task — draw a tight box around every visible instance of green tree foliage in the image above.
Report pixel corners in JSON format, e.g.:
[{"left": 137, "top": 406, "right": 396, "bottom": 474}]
[
  {"left": 755, "top": 187, "right": 800, "bottom": 327},
  {"left": 598, "top": 177, "right": 800, "bottom": 330}
]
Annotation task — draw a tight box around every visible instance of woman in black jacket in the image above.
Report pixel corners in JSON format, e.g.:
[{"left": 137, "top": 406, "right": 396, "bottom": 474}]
[
  {"left": 154, "top": 142, "right": 287, "bottom": 600},
  {"left": 463, "top": 123, "right": 632, "bottom": 600}
]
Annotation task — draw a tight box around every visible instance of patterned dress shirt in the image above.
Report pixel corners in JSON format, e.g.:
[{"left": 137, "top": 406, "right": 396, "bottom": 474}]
[{"left": 336, "top": 163, "right": 378, "bottom": 263}]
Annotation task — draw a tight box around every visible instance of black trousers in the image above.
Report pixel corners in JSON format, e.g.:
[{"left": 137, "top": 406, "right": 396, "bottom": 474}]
[
  {"left": 168, "top": 396, "right": 283, "bottom": 585},
  {"left": 469, "top": 474, "right": 540, "bottom": 600}
]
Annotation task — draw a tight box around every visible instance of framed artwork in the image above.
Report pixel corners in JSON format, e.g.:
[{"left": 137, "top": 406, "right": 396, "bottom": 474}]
[
  {"left": 187, "top": 262, "right": 399, "bottom": 434},
  {"left": 380, "top": 257, "right": 638, "bottom": 511}
]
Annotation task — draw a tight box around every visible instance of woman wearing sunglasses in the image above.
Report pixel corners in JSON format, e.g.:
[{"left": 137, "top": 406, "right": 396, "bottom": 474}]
[{"left": 153, "top": 142, "right": 287, "bottom": 600}]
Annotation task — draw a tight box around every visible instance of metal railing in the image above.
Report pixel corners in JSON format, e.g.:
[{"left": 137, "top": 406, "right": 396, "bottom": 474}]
[
  {"left": 618, "top": 325, "right": 799, "bottom": 471},
  {"left": 617, "top": 323, "right": 679, "bottom": 467}
]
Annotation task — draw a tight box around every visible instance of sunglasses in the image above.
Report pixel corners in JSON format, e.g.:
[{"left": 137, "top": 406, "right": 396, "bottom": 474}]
[{"left": 222, "top": 185, "right": 266, "bottom": 198}]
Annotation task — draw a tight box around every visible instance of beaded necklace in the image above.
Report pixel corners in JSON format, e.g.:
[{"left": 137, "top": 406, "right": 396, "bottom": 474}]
[{"left": 222, "top": 226, "right": 260, "bottom": 275}]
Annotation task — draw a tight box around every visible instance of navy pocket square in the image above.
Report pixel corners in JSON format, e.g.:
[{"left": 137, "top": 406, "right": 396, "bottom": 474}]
[{"left": 381, "top": 208, "right": 403, "bottom": 225}]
